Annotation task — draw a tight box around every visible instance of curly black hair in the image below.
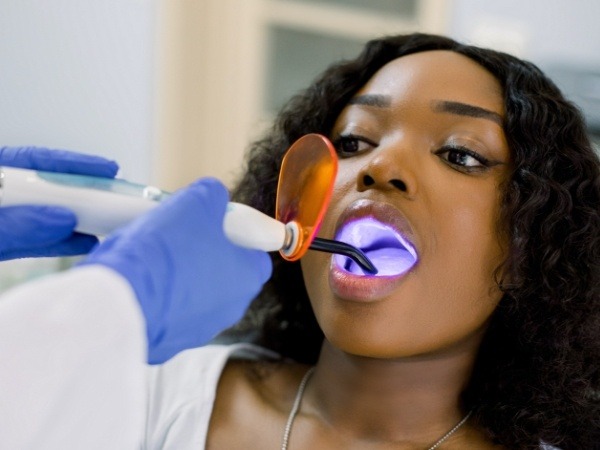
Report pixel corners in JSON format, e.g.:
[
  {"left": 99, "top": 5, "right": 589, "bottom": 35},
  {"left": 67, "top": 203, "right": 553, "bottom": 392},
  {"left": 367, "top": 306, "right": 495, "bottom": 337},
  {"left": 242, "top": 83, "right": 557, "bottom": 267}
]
[{"left": 220, "top": 34, "right": 600, "bottom": 449}]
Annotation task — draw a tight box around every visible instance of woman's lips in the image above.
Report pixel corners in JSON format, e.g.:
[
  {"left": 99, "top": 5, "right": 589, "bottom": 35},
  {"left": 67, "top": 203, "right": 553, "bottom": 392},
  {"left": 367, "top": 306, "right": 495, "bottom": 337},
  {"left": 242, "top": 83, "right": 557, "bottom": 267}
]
[{"left": 328, "top": 199, "right": 419, "bottom": 301}]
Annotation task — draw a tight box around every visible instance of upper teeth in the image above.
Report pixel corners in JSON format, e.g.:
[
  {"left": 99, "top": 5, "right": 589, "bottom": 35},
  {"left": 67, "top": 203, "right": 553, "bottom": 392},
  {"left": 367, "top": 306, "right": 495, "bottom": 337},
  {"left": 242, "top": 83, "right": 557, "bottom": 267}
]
[{"left": 337, "top": 217, "right": 417, "bottom": 258}]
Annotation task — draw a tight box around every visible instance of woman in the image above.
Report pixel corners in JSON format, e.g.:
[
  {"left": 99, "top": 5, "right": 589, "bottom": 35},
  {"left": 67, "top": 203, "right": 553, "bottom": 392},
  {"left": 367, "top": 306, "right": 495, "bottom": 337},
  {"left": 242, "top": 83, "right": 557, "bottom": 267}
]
[{"left": 145, "top": 34, "right": 599, "bottom": 449}]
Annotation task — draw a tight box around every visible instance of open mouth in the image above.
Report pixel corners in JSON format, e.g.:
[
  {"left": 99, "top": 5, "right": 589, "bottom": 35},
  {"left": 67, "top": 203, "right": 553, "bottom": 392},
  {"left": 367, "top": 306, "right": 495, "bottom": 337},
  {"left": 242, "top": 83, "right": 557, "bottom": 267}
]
[{"left": 333, "top": 217, "right": 418, "bottom": 276}]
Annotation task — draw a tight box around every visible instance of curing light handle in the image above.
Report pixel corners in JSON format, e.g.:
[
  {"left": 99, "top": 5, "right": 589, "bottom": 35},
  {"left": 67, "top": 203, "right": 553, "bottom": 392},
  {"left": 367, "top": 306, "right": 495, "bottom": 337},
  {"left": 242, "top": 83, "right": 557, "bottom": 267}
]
[{"left": 0, "top": 166, "right": 292, "bottom": 252}]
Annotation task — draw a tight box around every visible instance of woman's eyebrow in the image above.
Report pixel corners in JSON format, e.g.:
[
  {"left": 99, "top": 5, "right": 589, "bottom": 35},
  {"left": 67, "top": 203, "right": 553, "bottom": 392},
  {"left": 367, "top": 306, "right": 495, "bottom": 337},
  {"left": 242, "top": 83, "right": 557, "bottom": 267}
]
[
  {"left": 431, "top": 100, "right": 503, "bottom": 125},
  {"left": 348, "top": 94, "right": 391, "bottom": 107}
]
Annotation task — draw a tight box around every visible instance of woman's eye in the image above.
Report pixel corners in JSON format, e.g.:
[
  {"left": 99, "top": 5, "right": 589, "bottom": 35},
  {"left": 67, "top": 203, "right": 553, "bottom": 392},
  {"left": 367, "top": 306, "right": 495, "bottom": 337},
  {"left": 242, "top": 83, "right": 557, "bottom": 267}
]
[
  {"left": 436, "top": 145, "right": 489, "bottom": 171},
  {"left": 332, "top": 135, "right": 375, "bottom": 157}
]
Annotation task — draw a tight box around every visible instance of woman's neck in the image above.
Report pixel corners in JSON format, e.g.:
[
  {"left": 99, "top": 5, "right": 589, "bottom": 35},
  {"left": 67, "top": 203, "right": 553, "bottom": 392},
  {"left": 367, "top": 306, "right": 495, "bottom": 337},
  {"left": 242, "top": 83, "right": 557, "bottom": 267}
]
[{"left": 303, "top": 333, "right": 483, "bottom": 445}]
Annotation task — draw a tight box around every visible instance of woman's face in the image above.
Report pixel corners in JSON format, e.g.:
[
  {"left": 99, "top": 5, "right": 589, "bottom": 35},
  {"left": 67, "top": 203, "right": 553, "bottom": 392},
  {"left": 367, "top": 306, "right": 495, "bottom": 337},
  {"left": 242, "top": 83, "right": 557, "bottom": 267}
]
[{"left": 300, "top": 50, "right": 511, "bottom": 358}]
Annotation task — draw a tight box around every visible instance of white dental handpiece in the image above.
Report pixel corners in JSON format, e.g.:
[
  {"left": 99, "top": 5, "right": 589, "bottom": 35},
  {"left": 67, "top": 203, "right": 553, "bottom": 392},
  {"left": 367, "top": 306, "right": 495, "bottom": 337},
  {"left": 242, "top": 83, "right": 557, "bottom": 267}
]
[{"left": 0, "top": 166, "right": 300, "bottom": 254}]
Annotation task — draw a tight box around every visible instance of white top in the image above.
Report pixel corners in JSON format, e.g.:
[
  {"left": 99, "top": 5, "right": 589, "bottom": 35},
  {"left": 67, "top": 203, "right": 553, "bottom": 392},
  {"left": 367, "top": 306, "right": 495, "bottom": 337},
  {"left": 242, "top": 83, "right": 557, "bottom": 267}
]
[
  {"left": 0, "top": 265, "right": 147, "bottom": 450},
  {"left": 143, "top": 343, "right": 277, "bottom": 449}
]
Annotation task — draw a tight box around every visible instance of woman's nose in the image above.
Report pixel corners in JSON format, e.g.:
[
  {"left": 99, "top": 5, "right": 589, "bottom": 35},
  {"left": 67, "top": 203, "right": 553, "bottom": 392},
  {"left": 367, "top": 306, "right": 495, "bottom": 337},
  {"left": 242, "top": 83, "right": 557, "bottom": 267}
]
[{"left": 356, "top": 144, "right": 417, "bottom": 197}]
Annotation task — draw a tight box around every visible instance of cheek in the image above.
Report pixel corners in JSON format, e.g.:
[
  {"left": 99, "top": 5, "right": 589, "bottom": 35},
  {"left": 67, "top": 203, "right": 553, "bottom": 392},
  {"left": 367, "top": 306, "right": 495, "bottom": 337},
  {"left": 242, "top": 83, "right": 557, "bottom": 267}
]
[
  {"left": 422, "top": 189, "right": 506, "bottom": 320},
  {"left": 437, "top": 206, "right": 504, "bottom": 267}
]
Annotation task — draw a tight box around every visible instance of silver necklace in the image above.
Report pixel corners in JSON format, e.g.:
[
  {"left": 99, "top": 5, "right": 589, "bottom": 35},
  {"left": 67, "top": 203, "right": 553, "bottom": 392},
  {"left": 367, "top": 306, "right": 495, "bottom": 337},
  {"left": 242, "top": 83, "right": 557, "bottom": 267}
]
[{"left": 281, "top": 367, "right": 473, "bottom": 450}]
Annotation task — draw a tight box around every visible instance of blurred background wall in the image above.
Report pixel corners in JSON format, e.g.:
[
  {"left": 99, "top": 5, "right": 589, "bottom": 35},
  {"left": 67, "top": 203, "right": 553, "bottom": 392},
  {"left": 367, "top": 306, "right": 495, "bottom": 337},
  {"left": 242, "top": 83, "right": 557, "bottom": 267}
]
[{"left": 1, "top": 0, "right": 599, "bottom": 289}]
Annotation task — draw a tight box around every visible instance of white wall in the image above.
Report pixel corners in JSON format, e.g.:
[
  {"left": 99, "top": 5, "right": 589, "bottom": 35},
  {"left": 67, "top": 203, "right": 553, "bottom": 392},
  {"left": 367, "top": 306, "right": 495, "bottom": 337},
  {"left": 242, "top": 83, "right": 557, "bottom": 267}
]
[
  {"left": 0, "top": 0, "right": 158, "bottom": 182},
  {"left": 0, "top": 0, "right": 159, "bottom": 290},
  {"left": 447, "top": 0, "right": 600, "bottom": 67}
]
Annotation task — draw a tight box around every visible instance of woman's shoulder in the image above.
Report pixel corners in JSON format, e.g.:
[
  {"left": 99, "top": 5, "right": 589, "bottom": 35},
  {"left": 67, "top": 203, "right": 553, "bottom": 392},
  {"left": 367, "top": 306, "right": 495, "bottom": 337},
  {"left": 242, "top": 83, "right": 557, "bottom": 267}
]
[
  {"left": 206, "top": 349, "right": 312, "bottom": 449},
  {"left": 143, "top": 343, "right": 279, "bottom": 449},
  {"left": 145, "top": 342, "right": 278, "bottom": 408}
]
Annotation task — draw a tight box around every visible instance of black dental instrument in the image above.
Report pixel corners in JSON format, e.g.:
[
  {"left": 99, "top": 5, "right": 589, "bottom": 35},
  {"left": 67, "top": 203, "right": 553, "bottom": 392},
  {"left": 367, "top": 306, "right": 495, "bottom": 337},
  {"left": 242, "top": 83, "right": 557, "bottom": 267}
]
[{"left": 309, "top": 237, "right": 378, "bottom": 274}]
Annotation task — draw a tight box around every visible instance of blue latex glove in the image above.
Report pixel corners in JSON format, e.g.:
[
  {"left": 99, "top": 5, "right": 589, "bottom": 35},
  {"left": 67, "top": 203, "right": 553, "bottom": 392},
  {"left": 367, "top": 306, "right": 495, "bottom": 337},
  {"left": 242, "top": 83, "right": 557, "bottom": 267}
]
[
  {"left": 0, "top": 147, "right": 119, "bottom": 261},
  {"left": 80, "top": 178, "right": 272, "bottom": 364}
]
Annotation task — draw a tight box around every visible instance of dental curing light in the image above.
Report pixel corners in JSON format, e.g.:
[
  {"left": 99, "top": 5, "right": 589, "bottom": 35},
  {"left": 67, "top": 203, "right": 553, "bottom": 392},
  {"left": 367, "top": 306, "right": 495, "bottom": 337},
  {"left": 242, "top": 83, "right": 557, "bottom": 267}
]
[
  {"left": 0, "top": 135, "right": 376, "bottom": 273},
  {"left": 0, "top": 166, "right": 287, "bottom": 252}
]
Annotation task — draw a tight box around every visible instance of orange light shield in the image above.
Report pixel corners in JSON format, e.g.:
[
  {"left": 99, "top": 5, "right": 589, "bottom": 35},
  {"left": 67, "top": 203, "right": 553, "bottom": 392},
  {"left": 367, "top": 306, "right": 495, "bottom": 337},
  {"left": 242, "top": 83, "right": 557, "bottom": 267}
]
[{"left": 276, "top": 134, "right": 338, "bottom": 261}]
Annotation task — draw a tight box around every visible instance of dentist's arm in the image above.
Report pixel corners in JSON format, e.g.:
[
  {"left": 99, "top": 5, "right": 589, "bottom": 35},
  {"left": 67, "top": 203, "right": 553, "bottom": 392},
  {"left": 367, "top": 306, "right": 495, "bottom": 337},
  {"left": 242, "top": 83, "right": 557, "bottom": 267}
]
[
  {"left": 0, "top": 146, "right": 271, "bottom": 362},
  {"left": 0, "top": 148, "right": 272, "bottom": 449},
  {"left": 81, "top": 177, "right": 273, "bottom": 364}
]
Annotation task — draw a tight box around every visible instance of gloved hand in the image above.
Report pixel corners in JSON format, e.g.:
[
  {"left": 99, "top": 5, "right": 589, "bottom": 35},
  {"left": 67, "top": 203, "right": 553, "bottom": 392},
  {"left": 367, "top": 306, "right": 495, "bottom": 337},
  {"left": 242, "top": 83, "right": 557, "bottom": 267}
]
[
  {"left": 80, "top": 178, "right": 272, "bottom": 364},
  {"left": 0, "top": 147, "right": 119, "bottom": 261}
]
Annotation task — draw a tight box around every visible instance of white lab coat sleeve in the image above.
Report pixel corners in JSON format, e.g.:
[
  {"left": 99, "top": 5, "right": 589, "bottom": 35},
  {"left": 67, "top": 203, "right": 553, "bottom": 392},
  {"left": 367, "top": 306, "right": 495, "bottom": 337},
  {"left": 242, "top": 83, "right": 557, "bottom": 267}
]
[{"left": 0, "top": 265, "right": 147, "bottom": 450}]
